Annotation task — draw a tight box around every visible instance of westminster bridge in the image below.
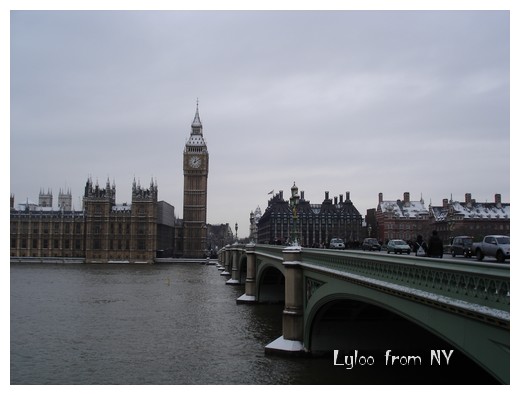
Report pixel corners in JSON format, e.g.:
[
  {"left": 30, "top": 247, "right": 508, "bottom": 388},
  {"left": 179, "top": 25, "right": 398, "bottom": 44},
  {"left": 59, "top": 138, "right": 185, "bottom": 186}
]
[{"left": 217, "top": 244, "right": 510, "bottom": 384}]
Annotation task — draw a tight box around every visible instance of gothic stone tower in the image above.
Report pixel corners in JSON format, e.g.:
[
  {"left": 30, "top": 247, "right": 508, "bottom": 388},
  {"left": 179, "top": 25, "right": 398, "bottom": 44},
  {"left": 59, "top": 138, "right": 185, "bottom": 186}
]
[{"left": 183, "top": 103, "right": 209, "bottom": 258}]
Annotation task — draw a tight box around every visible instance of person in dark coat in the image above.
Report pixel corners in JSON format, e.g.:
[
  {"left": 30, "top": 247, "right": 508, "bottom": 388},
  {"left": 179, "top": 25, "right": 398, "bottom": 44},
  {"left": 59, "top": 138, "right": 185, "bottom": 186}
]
[{"left": 428, "top": 230, "right": 443, "bottom": 258}]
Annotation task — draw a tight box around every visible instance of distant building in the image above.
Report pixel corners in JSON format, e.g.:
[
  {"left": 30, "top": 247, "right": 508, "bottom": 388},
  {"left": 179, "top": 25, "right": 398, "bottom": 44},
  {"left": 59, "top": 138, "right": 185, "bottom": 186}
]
[
  {"left": 58, "top": 189, "right": 72, "bottom": 211},
  {"left": 376, "top": 192, "right": 429, "bottom": 243},
  {"left": 429, "top": 193, "right": 510, "bottom": 241},
  {"left": 39, "top": 188, "right": 53, "bottom": 207},
  {"left": 207, "top": 223, "right": 234, "bottom": 257},
  {"left": 375, "top": 192, "right": 510, "bottom": 244},
  {"left": 249, "top": 206, "right": 262, "bottom": 243},
  {"left": 257, "top": 187, "right": 363, "bottom": 247}
]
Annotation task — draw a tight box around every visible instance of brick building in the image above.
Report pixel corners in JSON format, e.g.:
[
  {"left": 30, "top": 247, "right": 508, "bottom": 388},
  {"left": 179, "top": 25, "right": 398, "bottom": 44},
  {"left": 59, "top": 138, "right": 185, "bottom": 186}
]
[
  {"left": 429, "top": 193, "right": 510, "bottom": 242},
  {"left": 374, "top": 192, "right": 510, "bottom": 245},
  {"left": 376, "top": 192, "right": 429, "bottom": 244}
]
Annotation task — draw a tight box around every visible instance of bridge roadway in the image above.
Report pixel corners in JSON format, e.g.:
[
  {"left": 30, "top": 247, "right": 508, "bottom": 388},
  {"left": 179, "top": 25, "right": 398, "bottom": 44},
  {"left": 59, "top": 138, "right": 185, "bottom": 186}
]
[{"left": 217, "top": 243, "right": 510, "bottom": 384}]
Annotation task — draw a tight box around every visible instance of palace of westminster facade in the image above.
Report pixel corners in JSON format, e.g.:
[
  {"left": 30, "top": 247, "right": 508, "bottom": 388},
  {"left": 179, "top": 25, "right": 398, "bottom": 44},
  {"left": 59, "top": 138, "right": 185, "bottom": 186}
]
[{"left": 9, "top": 105, "right": 232, "bottom": 262}]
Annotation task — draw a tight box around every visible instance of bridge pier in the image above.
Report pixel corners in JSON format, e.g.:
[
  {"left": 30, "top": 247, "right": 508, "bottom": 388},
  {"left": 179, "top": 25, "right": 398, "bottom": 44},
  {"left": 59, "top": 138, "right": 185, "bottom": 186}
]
[
  {"left": 220, "top": 245, "right": 231, "bottom": 276},
  {"left": 237, "top": 243, "right": 257, "bottom": 303},
  {"left": 226, "top": 246, "right": 240, "bottom": 284},
  {"left": 216, "top": 248, "right": 225, "bottom": 270},
  {"left": 265, "top": 246, "right": 306, "bottom": 355}
]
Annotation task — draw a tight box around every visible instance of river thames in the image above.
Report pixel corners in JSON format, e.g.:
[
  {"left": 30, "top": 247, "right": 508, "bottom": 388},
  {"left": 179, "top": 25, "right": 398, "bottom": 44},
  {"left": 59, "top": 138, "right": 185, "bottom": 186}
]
[{"left": 10, "top": 262, "right": 497, "bottom": 385}]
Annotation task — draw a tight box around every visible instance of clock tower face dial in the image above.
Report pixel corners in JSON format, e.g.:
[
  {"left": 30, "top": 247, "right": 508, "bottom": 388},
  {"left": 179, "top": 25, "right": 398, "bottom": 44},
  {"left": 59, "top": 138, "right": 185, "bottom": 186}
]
[{"left": 189, "top": 156, "right": 201, "bottom": 168}]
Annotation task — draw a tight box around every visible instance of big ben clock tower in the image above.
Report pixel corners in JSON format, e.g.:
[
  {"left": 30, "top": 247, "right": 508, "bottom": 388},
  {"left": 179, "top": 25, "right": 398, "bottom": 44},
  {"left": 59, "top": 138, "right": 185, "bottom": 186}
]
[{"left": 183, "top": 102, "right": 209, "bottom": 258}]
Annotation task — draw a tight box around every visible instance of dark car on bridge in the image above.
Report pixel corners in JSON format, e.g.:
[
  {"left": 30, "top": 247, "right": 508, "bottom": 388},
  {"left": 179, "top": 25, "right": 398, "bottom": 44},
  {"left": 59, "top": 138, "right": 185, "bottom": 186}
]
[
  {"left": 362, "top": 238, "right": 381, "bottom": 251},
  {"left": 450, "top": 236, "right": 473, "bottom": 258}
]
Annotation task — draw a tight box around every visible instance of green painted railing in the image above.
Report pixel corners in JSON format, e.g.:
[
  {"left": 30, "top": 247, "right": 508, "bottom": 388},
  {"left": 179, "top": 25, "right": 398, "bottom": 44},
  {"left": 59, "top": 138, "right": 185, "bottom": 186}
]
[
  {"left": 299, "top": 248, "right": 509, "bottom": 312},
  {"left": 221, "top": 244, "right": 510, "bottom": 313},
  {"left": 247, "top": 245, "right": 510, "bottom": 313}
]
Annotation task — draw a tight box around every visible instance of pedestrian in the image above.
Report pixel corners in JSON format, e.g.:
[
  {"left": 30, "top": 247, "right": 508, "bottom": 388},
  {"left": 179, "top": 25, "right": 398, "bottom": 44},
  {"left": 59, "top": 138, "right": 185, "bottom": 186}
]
[
  {"left": 414, "top": 235, "right": 427, "bottom": 257},
  {"left": 428, "top": 230, "right": 443, "bottom": 258}
]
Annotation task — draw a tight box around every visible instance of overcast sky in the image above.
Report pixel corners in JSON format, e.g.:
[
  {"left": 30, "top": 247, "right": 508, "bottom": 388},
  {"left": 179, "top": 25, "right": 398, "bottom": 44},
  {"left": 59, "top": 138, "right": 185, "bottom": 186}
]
[{"left": 8, "top": 7, "right": 511, "bottom": 238}]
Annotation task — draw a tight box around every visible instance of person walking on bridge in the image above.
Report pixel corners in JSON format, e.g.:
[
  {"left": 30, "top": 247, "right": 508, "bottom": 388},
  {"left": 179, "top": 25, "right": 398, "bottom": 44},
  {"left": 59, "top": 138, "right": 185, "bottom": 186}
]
[{"left": 428, "top": 230, "right": 443, "bottom": 258}]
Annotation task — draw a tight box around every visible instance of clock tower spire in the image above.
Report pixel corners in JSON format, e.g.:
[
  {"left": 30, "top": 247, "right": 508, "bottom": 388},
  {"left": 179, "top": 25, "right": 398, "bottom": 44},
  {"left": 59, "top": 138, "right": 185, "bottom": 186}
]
[{"left": 183, "top": 101, "right": 209, "bottom": 258}]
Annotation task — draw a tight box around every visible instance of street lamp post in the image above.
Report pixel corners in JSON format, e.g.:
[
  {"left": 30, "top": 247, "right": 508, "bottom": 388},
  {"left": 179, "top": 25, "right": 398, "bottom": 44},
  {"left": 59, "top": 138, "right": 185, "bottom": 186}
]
[{"left": 289, "top": 182, "right": 300, "bottom": 247}]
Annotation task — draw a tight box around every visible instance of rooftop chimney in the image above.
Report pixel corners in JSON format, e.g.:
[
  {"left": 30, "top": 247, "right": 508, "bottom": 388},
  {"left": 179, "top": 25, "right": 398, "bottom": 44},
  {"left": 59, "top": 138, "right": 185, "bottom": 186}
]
[
  {"left": 339, "top": 194, "right": 343, "bottom": 203},
  {"left": 465, "top": 193, "right": 472, "bottom": 204},
  {"left": 378, "top": 192, "right": 383, "bottom": 203},
  {"left": 404, "top": 192, "right": 410, "bottom": 206},
  {"left": 495, "top": 193, "right": 502, "bottom": 208},
  {"left": 443, "top": 198, "right": 449, "bottom": 209},
  {"left": 334, "top": 196, "right": 338, "bottom": 205}
]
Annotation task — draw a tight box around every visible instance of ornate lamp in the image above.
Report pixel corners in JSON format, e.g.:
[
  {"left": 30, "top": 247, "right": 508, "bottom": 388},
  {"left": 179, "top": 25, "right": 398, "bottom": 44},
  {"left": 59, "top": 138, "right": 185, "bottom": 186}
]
[{"left": 289, "top": 182, "right": 300, "bottom": 246}]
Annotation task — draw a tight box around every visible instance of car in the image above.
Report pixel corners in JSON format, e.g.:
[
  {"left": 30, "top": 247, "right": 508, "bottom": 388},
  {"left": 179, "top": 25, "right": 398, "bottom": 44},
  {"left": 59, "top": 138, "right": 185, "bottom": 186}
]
[
  {"left": 329, "top": 238, "right": 345, "bottom": 249},
  {"left": 450, "top": 236, "right": 473, "bottom": 258},
  {"left": 472, "top": 235, "right": 510, "bottom": 263},
  {"left": 362, "top": 238, "right": 381, "bottom": 251},
  {"left": 387, "top": 239, "right": 411, "bottom": 254}
]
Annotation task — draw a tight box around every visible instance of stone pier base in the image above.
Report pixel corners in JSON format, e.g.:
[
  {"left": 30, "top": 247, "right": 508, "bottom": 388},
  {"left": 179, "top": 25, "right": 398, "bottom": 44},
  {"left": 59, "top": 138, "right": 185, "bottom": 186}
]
[
  {"left": 264, "top": 336, "right": 306, "bottom": 356},
  {"left": 236, "top": 293, "right": 256, "bottom": 304}
]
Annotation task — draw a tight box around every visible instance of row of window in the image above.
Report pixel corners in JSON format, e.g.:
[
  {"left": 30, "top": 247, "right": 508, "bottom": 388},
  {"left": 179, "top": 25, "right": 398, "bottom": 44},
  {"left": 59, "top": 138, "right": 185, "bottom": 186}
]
[
  {"left": 385, "top": 223, "right": 424, "bottom": 230},
  {"left": 11, "top": 237, "right": 151, "bottom": 251},
  {"left": 11, "top": 238, "right": 82, "bottom": 250},
  {"left": 270, "top": 219, "right": 361, "bottom": 225},
  {"left": 11, "top": 222, "right": 83, "bottom": 233},
  {"left": 92, "top": 239, "right": 148, "bottom": 251}
]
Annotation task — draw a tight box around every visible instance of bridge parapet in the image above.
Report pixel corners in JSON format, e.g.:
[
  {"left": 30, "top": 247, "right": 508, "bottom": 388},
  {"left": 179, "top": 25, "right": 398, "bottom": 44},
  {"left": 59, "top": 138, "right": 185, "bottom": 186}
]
[
  {"left": 299, "top": 249, "right": 510, "bottom": 315},
  {"left": 220, "top": 244, "right": 509, "bottom": 314}
]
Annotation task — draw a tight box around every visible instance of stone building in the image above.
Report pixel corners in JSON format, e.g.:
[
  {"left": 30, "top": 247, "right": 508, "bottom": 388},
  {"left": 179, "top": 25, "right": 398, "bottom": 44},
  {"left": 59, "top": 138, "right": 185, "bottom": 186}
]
[
  {"left": 256, "top": 186, "right": 363, "bottom": 247},
  {"left": 10, "top": 201, "right": 86, "bottom": 258},
  {"left": 10, "top": 103, "right": 211, "bottom": 262},
  {"left": 182, "top": 103, "right": 209, "bottom": 258},
  {"left": 249, "top": 206, "right": 262, "bottom": 243},
  {"left": 58, "top": 189, "right": 72, "bottom": 211},
  {"left": 10, "top": 177, "right": 171, "bottom": 263},
  {"left": 82, "top": 177, "right": 159, "bottom": 263}
]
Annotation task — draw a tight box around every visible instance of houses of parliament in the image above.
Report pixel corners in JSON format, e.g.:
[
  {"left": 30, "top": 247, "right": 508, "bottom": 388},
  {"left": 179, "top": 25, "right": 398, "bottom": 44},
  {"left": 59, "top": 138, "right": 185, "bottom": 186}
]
[{"left": 10, "top": 105, "right": 232, "bottom": 262}]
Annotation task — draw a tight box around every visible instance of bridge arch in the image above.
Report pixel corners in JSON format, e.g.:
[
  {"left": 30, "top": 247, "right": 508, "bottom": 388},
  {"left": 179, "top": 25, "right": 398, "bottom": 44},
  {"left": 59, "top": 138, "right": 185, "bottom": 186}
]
[
  {"left": 307, "top": 295, "right": 448, "bottom": 352},
  {"left": 238, "top": 253, "right": 247, "bottom": 284},
  {"left": 257, "top": 263, "right": 285, "bottom": 303},
  {"left": 305, "top": 282, "right": 505, "bottom": 383}
]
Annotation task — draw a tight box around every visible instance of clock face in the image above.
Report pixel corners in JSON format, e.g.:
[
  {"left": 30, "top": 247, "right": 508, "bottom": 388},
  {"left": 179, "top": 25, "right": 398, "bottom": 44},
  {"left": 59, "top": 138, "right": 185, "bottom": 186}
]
[{"left": 189, "top": 156, "right": 201, "bottom": 168}]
